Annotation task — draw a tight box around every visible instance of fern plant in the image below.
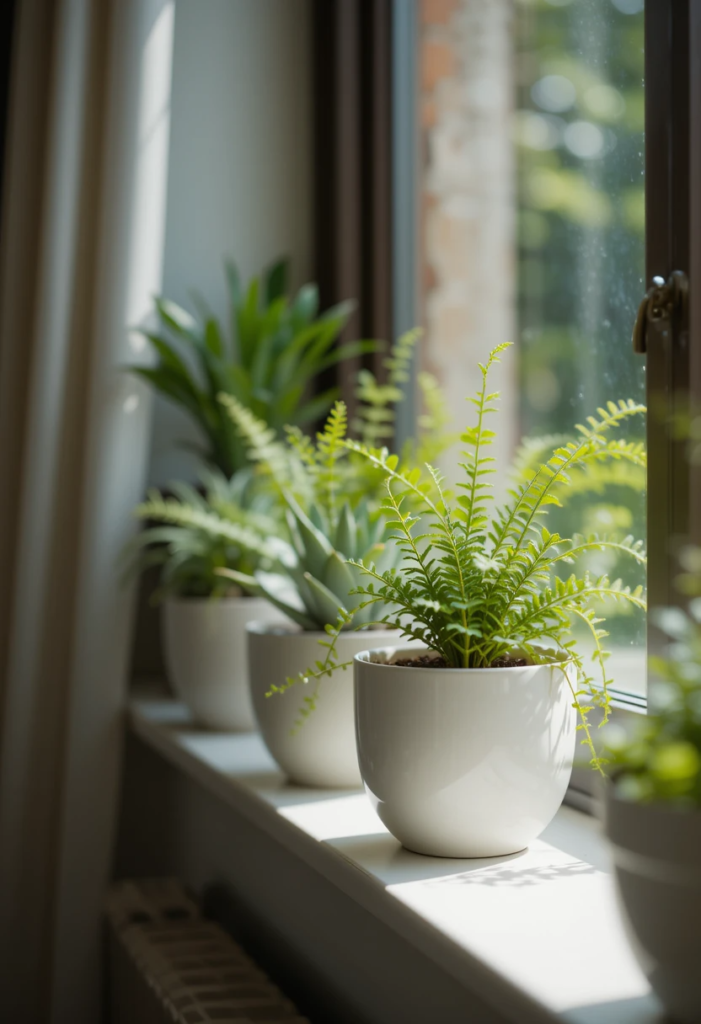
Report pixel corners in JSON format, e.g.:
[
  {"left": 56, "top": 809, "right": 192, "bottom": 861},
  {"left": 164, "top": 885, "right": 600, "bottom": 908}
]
[
  {"left": 353, "top": 327, "right": 458, "bottom": 463},
  {"left": 215, "top": 401, "right": 401, "bottom": 630},
  {"left": 311, "top": 343, "right": 646, "bottom": 770},
  {"left": 123, "top": 468, "right": 287, "bottom": 599},
  {"left": 128, "top": 257, "right": 376, "bottom": 476},
  {"left": 512, "top": 429, "right": 646, "bottom": 642},
  {"left": 353, "top": 328, "right": 421, "bottom": 446}
]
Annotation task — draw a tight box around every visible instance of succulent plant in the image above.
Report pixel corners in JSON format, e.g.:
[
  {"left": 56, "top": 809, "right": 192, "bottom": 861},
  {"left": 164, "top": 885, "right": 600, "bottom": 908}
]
[
  {"left": 127, "top": 257, "right": 375, "bottom": 477},
  {"left": 219, "top": 493, "right": 396, "bottom": 630},
  {"left": 215, "top": 400, "right": 401, "bottom": 629}
]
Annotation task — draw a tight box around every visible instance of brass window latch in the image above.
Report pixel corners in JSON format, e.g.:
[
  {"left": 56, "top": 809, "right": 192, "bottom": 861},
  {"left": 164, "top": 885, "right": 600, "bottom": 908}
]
[{"left": 632, "top": 269, "right": 688, "bottom": 354}]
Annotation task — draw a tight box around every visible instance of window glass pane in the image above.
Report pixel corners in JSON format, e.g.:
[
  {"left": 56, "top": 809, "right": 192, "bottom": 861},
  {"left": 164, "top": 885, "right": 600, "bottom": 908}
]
[{"left": 418, "top": 0, "right": 646, "bottom": 696}]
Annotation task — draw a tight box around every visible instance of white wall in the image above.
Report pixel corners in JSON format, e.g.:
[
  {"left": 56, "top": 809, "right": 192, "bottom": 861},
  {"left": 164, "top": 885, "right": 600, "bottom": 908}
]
[{"left": 148, "top": 0, "right": 313, "bottom": 485}]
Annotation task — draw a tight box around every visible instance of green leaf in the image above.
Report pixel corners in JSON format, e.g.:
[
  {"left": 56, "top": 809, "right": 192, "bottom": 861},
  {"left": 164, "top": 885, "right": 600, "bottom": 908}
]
[
  {"left": 154, "top": 297, "right": 199, "bottom": 338},
  {"left": 291, "top": 283, "right": 319, "bottom": 326},
  {"left": 292, "top": 388, "right": 341, "bottom": 426},
  {"left": 302, "top": 571, "right": 347, "bottom": 627},
  {"left": 225, "top": 259, "right": 242, "bottom": 308},
  {"left": 254, "top": 571, "right": 317, "bottom": 630},
  {"left": 137, "top": 333, "right": 194, "bottom": 380},
  {"left": 320, "top": 550, "right": 356, "bottom": 604},
  {"left": 129, "top": 367, "right": 206, "bottom": 420},
  {"left": 265, "top": 257, "right": 289, "bottom": 305},
  {"left": 334, "top": 502, "right": 357, "bottom": 556},
  {"left": 204, "top": 318, "right": 224, "bottom": 358},
  {"left": 237, "top": 278, "right": 262, "bottom": 366},
  {"left": 285, "top": 494, "right": 335, "bottom": 578},
  {"left": 650, "top": 742, "right": 701, "bottom": 782}
]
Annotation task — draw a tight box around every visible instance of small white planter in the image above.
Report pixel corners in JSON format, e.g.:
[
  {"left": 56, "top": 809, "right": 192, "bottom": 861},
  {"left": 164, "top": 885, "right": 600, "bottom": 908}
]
[
  {"left": 354, "top": 646, "right": 576, "bottom": 858},
  {"left": 163, "top": 596, "right": 288, "bottom": 731},
  {"left": 247, "top": 623, "right": 398, "bottom": 788},
  {"left": 604, "top": 788, "right": 701, "bottom": 1023}
]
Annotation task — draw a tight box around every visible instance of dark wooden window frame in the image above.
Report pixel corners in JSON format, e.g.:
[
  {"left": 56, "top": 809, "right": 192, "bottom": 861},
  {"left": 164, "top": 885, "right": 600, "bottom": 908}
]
[
  {"left": 567, "top": 0, "right": 701, "bottom": 807},
  {"left": 645, "top": 0, "right": 701, "bottom": 668},
  {"left": 312, "top": 0, "right": 394, "bottom": 419}
]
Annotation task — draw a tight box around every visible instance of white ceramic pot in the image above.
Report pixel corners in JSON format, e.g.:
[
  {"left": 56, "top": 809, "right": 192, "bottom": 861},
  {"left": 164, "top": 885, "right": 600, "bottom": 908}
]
[
  {"left": 163, "top": 596, "right": 288, "bottom": 731},
  {"left": 354, "top": 646, "right": 576, "bottom": 858},
  {"left": 604, "top": 788, "right": 701, "bottom": 1024},
  {"left": 247, "top": 623, "right": 398, "bottom": 788}
]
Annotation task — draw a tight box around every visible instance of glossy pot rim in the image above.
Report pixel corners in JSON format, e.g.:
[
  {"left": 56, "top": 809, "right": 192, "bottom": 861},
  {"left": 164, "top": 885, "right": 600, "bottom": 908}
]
[
  {"left": 246, "top": 621, "right": 400, "bottom": 642},
  {"left": 604, "top": 779, "right": 701, "bottom": 821},
  {"left": 164, "top": 592, "right": 260, "bottom": 608}
]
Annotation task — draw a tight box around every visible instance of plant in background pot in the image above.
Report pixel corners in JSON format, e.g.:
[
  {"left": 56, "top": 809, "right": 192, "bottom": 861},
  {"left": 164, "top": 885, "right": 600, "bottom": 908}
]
[
  {"left": 602, "top": 546, "right": 701, "bottom": 1024},
  {"left": 330, "top": 343, "right": 647, "bottom": 857},
  {"left": 215, "top": 400, "right": 402, "bottom": 788},
  {"left": 124, "top": 468, "right": 291, "bottom": 731},
  {"left": 127, "top": 256, "right": 375, "bottom": 476}
]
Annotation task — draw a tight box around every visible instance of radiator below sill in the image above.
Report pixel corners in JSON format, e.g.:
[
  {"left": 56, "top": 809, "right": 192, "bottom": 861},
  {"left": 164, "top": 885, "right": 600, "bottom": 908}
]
[{"left": 129, "top": 694, "right": 662, "bottom": 1024}]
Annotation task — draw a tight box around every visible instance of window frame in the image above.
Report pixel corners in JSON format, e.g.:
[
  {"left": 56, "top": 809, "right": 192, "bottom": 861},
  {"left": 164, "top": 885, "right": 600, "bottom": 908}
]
[
  {"left": 645, "top": 0, "right": 701, "bottom": 673},
  {"left": 395, "top": 0, "right": 701, "bottom": 808}
]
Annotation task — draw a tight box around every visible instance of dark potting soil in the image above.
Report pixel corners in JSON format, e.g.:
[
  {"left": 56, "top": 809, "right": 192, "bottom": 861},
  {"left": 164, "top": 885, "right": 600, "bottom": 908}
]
[
  {"left": 489, "top": 655, "right": 529, "bottom": 668},
  {"left": 392, "top": 654, "right": 450, "bottom": 668},
  {"left": 391, "top": 654, "right": 529, "bottom": 669}
]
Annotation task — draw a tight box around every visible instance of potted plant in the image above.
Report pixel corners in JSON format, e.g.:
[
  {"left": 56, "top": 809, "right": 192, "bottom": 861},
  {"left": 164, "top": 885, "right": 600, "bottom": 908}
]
[
  {"left": 125, "top": 468, "right": 290, "bottom": 730},
  {"left": 127, "top": 257, "right": 375, "bottom": 476},
  {"left": 216, "top": 400, "right": 401, "bottom": 788},
  {"left": 316, "top": 343, "right": 647, "bottom": 857},
  {"left": 602, "top": 547, "right": 701, "bottom": 1024}
]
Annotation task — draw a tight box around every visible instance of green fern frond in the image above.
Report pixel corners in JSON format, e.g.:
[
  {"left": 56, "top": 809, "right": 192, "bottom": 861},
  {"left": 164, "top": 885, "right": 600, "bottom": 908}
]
[
  {"left": 352, "top": 328, "right": 422, "bottom": 447},
  {"left": 415, "top": 371, "right": 459, "bottom": 465},
  {"left": 315, "top": 401, "right": 348, "bottom": 520},
  {"left": 124, "top": 467, "right": 288, "bottom": 600},
  {"left": 218, "top": 392, "right": 293, "bottom": 490},
  {"left": 134, "top": 494, "right": 281, "bottom": 563}
]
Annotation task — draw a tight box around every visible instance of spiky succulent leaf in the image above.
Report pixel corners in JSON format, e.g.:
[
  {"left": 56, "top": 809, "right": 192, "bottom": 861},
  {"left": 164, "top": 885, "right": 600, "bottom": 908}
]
[
  {"left": 334, "top": 501, "right": 357, "bottom": 555},
  {"left": 284, "top": 494, "right": 334, "bottom": 578},
  {"left": 320, "top": 551, "right": 357, "bottom": 607},
  {"left": 301, "top": 572, "right": 348, "bottom": 626},
  {"left": 204, "top": 399, "right": 405, "bottom": 632}
]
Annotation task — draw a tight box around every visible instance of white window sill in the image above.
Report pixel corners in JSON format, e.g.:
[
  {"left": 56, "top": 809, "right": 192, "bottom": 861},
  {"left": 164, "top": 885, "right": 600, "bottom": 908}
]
[{"left": 129, "top": 694, "right": 663, "bottom": 1024}]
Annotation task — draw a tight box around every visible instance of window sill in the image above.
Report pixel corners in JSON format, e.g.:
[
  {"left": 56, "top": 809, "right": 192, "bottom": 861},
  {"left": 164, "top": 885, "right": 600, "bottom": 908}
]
[{"left": 129, "top": 694, "right": 662, "bottom": 1024}]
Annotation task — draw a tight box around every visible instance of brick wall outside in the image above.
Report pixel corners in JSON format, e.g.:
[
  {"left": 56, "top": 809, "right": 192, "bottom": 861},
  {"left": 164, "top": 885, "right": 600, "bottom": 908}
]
[{"left": 419, "top": 0, "right": 517, "bottom": 480}]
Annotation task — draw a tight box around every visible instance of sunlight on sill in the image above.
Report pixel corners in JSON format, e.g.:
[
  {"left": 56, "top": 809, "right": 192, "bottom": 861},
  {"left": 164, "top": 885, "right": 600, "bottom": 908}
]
[{"left": 129, "top": 693, "right": 661, "bottom": 1024}]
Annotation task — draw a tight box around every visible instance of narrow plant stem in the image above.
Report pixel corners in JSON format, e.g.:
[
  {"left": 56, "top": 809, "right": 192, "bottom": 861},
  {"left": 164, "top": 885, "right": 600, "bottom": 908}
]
[{"left": 563, "top": 664, "right": 605, "bottom": 776}]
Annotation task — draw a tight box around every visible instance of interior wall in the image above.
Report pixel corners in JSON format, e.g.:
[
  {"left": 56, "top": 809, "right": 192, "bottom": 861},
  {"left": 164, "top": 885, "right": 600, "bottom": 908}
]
[{"left": 147, "top": 0, "right": 313, "bottom": 486}]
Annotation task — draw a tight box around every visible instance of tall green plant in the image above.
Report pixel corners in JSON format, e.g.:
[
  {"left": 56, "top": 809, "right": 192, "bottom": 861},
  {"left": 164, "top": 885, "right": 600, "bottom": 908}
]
[
  {"left": 221, "top": 328, "right": 457, "bottom": 511},
  {"left": 128, "top": 258, "right": 375, "bottom": 476},
  {"left": 315, "top": 344, "right": 646, "bottom": 770},
  {"left": 215, "top": 401, "right": 401, "bottom": 630}
]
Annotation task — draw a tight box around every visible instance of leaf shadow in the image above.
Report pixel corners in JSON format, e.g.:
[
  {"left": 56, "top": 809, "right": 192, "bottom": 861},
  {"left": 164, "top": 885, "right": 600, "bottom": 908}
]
[{"left": 425, "top": 856, "right": 597, "bottom": 888}]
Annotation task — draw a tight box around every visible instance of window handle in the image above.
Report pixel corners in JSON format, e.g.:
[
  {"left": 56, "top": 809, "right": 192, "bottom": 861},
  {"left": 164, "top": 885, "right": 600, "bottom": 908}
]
[{"left": 632, "top": 270, "right": 688, "bottom": 354}]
